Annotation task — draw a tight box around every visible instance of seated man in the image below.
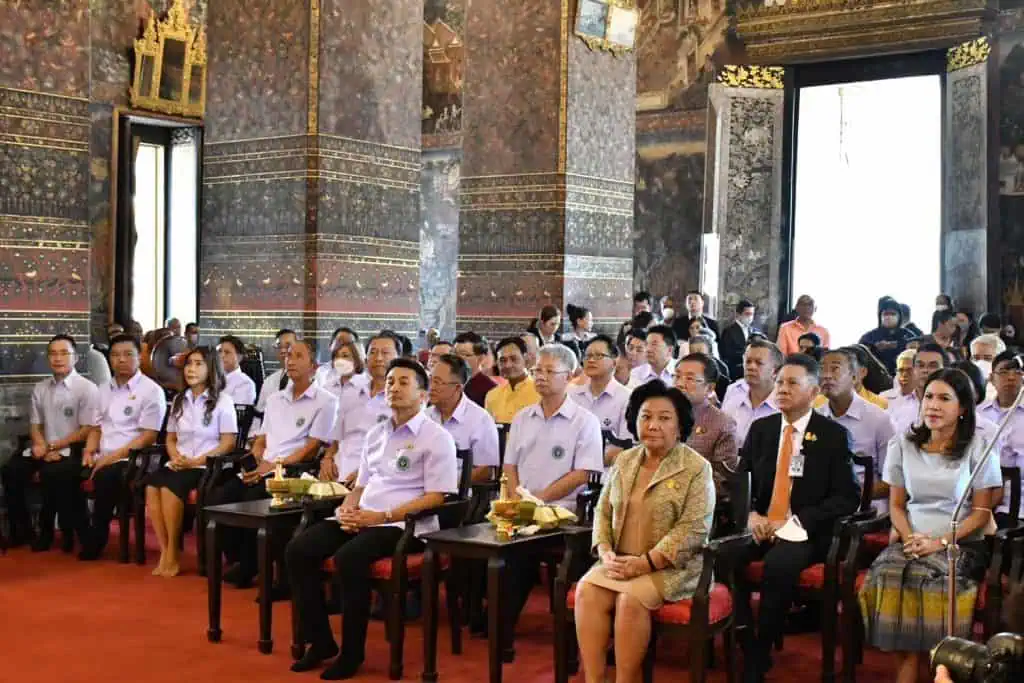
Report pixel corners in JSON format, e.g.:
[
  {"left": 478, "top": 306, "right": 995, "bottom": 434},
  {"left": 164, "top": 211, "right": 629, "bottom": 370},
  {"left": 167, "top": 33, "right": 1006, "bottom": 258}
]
[
  {"left": 569, "top": 334, "right": 631, "bottom": 466},
  {"left": 502, "top": 343, "right": 603, "bottom": 656},
  {"left": 208, "top": 338, "right": 336, "bottom": 586},
  {"left": 739, "top": 354, "right": 860, "bottom": 683},
  {"left": 628, "top": 324, "right": 677, "bottom": 388},
  {"left": 286, "top": 358, "right": 457, "bottom": 679},
  {"left": 252, "top": 328, "right": 298, "bottom": 432},
  {"left": 454, "top": 331, "right": 498, "bottom": 407},
  {"left": 816, "top": 348, "right": 895, "bottom": 513},
  {"left": 427, "top": 354, "right": 500, "bottom": 482},
  {"left": 485, "top": 337, "right": 540, "bottom": 424},
  {"left": 3, "top": 334, "right": 99, "bottom": 551},
  {"left": 217, "top": 335, "right": 257, "bottom": 406},
  {"left": 79, "top": 334, "right": 166, "bottom": 561}
]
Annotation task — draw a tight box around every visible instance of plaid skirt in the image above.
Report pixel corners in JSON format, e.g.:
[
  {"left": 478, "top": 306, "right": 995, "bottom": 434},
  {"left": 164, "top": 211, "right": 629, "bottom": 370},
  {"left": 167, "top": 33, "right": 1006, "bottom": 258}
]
[{"left": 858, "top": 541, "right": 986, "bottom": 652}]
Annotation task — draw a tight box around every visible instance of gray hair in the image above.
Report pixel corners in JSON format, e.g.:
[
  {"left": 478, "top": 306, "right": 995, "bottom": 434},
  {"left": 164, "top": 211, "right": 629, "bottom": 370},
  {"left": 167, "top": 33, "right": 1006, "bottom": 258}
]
[
  {"left": 689, "top": 334, "right": 713, "bottom": 349},
  {"left": 970, "top": 333, "right": 1006, "bottom": 355},
  {"left": 538, "top": 343, "right": 578, "bottom": 374}
]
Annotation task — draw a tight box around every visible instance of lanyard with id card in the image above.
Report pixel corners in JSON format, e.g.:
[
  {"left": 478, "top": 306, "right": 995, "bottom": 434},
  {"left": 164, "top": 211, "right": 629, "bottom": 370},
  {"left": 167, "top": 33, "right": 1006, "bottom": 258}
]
[{"left": 788, "top": 451, "right": 805, "bottom": 478}]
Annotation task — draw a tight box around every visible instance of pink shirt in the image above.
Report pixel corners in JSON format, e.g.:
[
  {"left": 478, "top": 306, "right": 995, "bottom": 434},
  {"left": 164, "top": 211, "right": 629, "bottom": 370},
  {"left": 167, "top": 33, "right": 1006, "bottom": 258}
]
[{"left": 776, "top": 319, "right": 831, "bottom": 356}]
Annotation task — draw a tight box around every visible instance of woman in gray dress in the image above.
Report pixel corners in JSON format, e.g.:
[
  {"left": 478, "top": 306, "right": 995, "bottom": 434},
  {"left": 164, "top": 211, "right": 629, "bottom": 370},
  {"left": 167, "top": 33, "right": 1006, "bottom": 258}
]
[{"left": 858, "top": 368, "right": 1002, "bottom": 683}]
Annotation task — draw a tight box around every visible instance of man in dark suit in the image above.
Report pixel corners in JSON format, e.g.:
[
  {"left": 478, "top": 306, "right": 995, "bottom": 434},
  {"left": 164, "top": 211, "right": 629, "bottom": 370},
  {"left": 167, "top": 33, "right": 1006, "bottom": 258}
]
[
  {"left": 738, "top": 354, "right": 860, "bottom": 683},
  {"left": 720, "top": 300, "right": 758, "bottom": 381},
  {"left": 673, "top": 289, "right": 718, "bottom": 342}
]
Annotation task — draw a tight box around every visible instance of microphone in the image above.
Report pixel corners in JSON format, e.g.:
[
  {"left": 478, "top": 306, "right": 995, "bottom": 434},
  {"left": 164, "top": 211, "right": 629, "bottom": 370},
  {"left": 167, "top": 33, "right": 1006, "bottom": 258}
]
[{"left": 946, "top": 357, "right": 1024, "bottom": 636}]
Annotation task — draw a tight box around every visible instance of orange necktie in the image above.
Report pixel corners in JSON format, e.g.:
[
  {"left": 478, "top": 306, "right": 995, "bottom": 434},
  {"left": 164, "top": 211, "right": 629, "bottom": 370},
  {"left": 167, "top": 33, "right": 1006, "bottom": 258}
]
[{"left": 767, "top": 425, "right": 795, "bottom": 522}]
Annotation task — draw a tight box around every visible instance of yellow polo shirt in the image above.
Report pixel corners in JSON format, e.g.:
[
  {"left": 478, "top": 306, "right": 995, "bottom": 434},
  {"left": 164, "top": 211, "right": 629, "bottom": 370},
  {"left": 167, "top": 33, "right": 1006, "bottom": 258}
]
[
  {"left": 813, "top": 386, "right": 888, "bottom": 411},
  {"left": 485, "top": 375, "right": 541, "bottom": 424}
]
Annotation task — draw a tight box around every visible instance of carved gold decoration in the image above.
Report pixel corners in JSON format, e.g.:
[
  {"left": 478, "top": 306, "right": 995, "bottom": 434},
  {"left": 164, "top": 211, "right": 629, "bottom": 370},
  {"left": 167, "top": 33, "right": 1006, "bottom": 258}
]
[
  {"left": 308, "top": 0, "right": 320, "bottom": 134},
  {"left": 423, "top": 20, "right": 464, "bottom": 97},
  {"left": 716, "top": 65, "right": 785, "bottom": 89},
  {"left": 734, "top": 0, "right": 989, "bottom": 64},
  {"left": 575, "top": 0, "right": 640, "bottom": 57},
  {"left": 129, "top": 0, "right": 206, "bottom": 118},
  {"left": 947, "top": 37, "right": 991, "bottom": 72}
]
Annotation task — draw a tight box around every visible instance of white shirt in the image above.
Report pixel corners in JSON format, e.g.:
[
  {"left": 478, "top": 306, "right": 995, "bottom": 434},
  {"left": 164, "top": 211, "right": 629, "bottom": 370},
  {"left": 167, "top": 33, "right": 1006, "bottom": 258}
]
[
  {"left": 93, "top": 371, "right": 167, "bottom": 455},
  {"left": 775, "top": 409, "right": 814, "bottom": 520},
  {"left": 817, "top": 393, "right": 896, "bottom": 513},
  {"left": 356, "top": 411, "right": 459, "bottom": 536},
  {"left": 568, "top": 379, "right": 630, "bottom": 442},
  {"left": 721, "top": 381, "right": 779, "bottom": 446},
  {"left": 975, "top": 404, "right": 1015, "bottom": 515},
  {"left": 329, "top": 376, "right": 391, "bottom": 478},
  {"left": 426, "top": 394, "right": 501, "bottom": 469},
  {"left": 223, "top": 367, "right": 257, "bottom": 406},
  {"left": 167, "top": 391, "right": 238, "bottom": 465},
  {"left": 259, "top": 383, "right": 337, "bottom": 463},
  {"left": 887, "top": 392, "right": 922, "bottom": 439},
  {"left": 628, "top": 361, "right": 675, "bottom": 389},
  {"left": 28, "top": 371, "right": 100, "bottom": 457}
]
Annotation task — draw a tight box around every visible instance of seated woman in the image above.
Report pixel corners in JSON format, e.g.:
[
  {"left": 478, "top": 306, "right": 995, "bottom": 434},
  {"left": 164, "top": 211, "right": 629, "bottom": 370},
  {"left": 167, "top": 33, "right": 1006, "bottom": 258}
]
[
  {"left": 574, "top": 380, "right": 715, "bottom": 683},
  {"left": 318, "top": 339, "right": 367, "bottom": 399},
  {"left": 144, "top": 346, "right": 237, "bottom": 576},
  {"left": 858, "top": 368, "right": 1002, "bottom": 683}
]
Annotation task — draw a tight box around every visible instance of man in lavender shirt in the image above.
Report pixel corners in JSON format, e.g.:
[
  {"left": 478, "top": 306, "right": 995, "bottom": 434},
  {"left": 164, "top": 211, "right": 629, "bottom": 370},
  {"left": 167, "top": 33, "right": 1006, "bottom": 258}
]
[{"left": 285, "top": 358, "right": 457, "bottom": 680}]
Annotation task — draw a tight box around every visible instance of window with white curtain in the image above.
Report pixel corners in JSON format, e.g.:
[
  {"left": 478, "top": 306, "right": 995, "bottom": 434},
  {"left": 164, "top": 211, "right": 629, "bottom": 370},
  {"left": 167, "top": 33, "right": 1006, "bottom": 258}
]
[
  {"left": 167, "top": 129, "right": 198, "bottom": 327},
  {"left": 792, "top": 75, "right": 942, "bottom": 346},
  {"left": 132, "top": 142, "right": 165, "bottom": 332}
]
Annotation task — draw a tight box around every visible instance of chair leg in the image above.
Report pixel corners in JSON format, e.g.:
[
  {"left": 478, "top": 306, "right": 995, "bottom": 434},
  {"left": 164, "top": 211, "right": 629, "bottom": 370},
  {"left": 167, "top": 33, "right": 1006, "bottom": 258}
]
[
  {"left": 445, "top": 571, "right": 462, "bottom": 655},
  {"left": 724, "top": 626, "right": 738, "bottom": 683},
  {"left": 642, "top": 631, "right": 657, "bottom": 683},
  {"left": 554, "top": 610, "right": 568, "bottom": 683},
  {"left": 388, "top": 583, "right": 406, "bottom": 680},
  {"left": 134, "top": 492, "right": 146, "bottom": 565},
  {"left": 118, "top": 496, "right": 130, "bottom": 564},
  {"left": 196, "top": 508, "right": 207, "bottom": 577},
  {"left": 707, "top": 637, "right": 716, "bottom": 669},
  {"left": 821, "top": 593, "right": 836, "bottom": 683}
]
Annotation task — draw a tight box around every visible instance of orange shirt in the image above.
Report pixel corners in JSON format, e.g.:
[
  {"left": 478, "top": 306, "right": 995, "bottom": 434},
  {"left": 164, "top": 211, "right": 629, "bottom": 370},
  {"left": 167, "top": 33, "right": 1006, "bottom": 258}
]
[{"left": 776, "top": 319, "right": 831, "bottom": 356}]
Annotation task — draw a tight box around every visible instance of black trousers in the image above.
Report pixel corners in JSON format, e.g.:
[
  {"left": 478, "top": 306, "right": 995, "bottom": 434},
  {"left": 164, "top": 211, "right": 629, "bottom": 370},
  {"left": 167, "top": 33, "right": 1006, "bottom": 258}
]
[
  {"left": 2, "top": 455, "right": 83, "bottom": 540},
  {"left": 86, "top": 460, "right": 129, "bottom": 550},
  {"left": 205, "top": 474, "right": 272, "bottom": 576},
  {"left": 739, "top": 539, "right": 822, "bottom": 669},
  {"left": 286, "top": 522, "right": 417, "bottom": 661},
  {"left": 502, "top": 552, "right": 545, "bottom": 651}
]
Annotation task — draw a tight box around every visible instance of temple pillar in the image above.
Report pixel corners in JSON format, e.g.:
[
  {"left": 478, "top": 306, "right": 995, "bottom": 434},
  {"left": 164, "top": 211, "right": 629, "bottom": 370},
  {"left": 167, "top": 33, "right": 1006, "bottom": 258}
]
[
  {"left": 456, "top": 1, "right": 635, "bottom": 338},
  {"left": 0, "top": 0, "right": 92, "bottom": 449},
  {"left": 200, "top": 0, "right": 421, "bottom": 362}
]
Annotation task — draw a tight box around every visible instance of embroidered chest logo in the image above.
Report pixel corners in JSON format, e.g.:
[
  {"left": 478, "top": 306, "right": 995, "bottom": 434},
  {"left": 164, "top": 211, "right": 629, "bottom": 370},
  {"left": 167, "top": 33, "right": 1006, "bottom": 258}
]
[
  {"left": 123, "top": 406, "right": 133, "bottom": 416},
  {"left": 377, "top": 414, "right": 388, "bottom": 423},
  {"left": 395, "top": 452, "right": 411, "bottom": 471},
  {"left": 602, "top": 418, "right": 612, "bottom": 427},
  {"left": 63, "top": 407, "right": 74, "bottom": 418},
  {"left": 203, "top": 413, "right": 213, "bottom": 427},
  {"left": 552, "top": 445, "right": 566, "bottom": 460},
  {"left": 296, "top": 417, "right": 306, "bottom": 428}
]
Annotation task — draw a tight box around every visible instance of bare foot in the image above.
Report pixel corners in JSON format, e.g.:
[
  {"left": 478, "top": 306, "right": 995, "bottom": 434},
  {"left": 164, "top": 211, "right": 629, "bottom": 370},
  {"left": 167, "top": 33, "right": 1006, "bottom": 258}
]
[
  {"left": 163, "top": 562, "right": 180, "bottom": 577},
  {"left": 153, "top": 555, "right": 167, "bottom": 576}
]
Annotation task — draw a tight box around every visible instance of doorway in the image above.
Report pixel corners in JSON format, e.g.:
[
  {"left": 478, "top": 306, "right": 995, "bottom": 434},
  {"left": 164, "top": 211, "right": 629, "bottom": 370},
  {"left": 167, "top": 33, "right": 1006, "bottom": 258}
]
[
  {"left": 114, "top": 115, "right": 201, "bottom": 333},
  {"left": 790, "top": 70, "right": 942, "bottom": 346}
]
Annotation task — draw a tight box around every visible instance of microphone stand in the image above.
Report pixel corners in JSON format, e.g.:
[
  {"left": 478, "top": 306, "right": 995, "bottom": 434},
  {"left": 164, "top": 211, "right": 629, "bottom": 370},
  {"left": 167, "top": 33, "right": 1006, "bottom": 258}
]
[{"left": 946, "top": 377, "right": 1024, "bottom": 637}]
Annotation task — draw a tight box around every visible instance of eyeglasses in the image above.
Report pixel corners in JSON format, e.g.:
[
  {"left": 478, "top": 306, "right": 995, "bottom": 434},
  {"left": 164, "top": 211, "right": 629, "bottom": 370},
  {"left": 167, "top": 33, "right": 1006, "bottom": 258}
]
[
  {"left": 583, "top": 353, "right": 612, "bottom": 361},
  {"left": 675, "top": 375, "right": 706, "bottom": 385},
  {"left": 533, "top": 369, "right": 569, "bottom": 378}
]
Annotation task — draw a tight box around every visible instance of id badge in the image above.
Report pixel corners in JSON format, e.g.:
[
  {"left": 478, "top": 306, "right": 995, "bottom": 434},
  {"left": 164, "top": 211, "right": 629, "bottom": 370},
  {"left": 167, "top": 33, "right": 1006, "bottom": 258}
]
[{"left": 788, "top": 453, "right": 805, "bottom": 478}]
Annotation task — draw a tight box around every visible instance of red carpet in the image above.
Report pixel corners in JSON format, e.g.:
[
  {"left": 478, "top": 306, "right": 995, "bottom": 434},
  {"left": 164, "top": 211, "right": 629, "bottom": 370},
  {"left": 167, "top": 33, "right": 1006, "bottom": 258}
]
[{"left": 0, "top": 530, "right": 897, "bottom": 682}]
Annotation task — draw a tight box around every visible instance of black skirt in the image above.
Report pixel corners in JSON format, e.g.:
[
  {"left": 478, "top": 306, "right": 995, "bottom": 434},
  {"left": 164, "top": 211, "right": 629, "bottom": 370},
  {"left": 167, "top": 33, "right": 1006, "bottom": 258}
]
[{"left": 144, "top": 467, "right": 203, "bottom": 502}]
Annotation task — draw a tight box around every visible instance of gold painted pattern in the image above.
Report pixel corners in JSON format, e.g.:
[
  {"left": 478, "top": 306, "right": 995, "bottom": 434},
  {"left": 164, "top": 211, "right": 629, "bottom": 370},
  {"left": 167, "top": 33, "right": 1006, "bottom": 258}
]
[
  {"left": 308, "top": 0, "right": 321, "bottom": 135},
  {"left": 559, "top": 0, "right": 570, "bottom": 174},
  {"left": 948, "top": 37, "right": 990, "bottom": 72},
  {"left": 716, "top": 65, "right": 785, "bottom": 89}
]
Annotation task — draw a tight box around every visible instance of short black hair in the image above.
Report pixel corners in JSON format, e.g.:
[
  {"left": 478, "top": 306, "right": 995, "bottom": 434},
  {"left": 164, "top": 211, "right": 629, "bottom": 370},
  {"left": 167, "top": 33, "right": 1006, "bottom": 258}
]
[
  {"left": 646, "top": 324, "right": 677, "bottom": 349},
  {"left": 291, "top": 337, "right": 317, "bottom": 359},
  {"left": 48, "top": 334, "right": 77, "bottom": 352},
  {"left": 678, "top": 352, "right": 719, "bottom": 385},
  {"left": 798, "top": 332, "right": 822, "bottom": 347},
  {"left": 634, "top": 291, "right": 652, "bottom": 305},
  {"left": 585, "top": 334, "right": 618, "bottom": 358},
  {"left": 782, "top": 353, "right": 820, "bottom": 382},
  {"left": 368, "top": 332, "right": 402, "bottom": 356},
  {"left": 625, "top": 379, "right": 695, "bottom": 442},
  {"left": 632, "top": 311, "right": 654, "bottom": 329},
  {"left": 994, "top": 349, "right": 1022, "bottom": 371},
  {"left": 436, "top": 353, "right": 471, "bottom": 385},
  {"left": 915, "top": 342, "right": 947, "bottom": 366},
  {"left": 431, "top": 340, "right": 453, "bottom": 350},
  {"left": 218, "top": 335, "right": 246, "bottom": 356},
  {"left": 825, "top": 347, "right": 860, "bottom": 373},
  {"left": 275, "top": 328, "right": 296, "bottom": 340},
  {"left": 495, "top": 336, "right": 527, "bottom": 356},
  {"left": 934, "top": 309, "right": 955, "bottom": 326},
  {"left": 953, "top": 360, "right": 986, "bottom": 406},
  {"left": 686, "top": 289, "right": 703, "bottom": 297},
  {"left": 332, "top": 326, "right": 359, "bottom": 342},
  {"left": 109, "top": 333, "right": 142, "bottom": 353},
  {"left": 746, "top": 338, "right": 784, "bottom": 368},
  {"left": 979, "top": 312, "right": 1001, "bottom": 330},
  {"left": 185, "top": 322, "right": 199, "bottom": 333},
  {"left": 625, "top": 328, "right": 648, "bottom": 343},
  {"left": 453, "top": 331, "right": 489, "bottom": 356},
  {"left": 387, "top": 357, "right": 429, "bottom": 390},
  {"left": 735, "top": 300, "right": 755, "bottom": 314}
]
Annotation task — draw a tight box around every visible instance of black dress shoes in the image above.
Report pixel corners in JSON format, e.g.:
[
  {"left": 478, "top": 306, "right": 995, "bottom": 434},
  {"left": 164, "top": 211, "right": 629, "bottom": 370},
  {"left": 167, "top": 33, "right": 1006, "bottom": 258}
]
[
  {"left": 290, "top": 643, "right": 339, "bottom": 673},
  {"left": 319, "top": 655, "right": 363, "bottom": 680},
  {"left": 31, "top": 535, "right": 53, "bottom": 552}
]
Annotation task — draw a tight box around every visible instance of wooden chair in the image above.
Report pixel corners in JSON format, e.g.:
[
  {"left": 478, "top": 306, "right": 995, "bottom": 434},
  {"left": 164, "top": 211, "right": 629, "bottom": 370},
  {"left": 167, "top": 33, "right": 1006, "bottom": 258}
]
[
  {"left": 293, "top": 449, "right": 474, "bottom": 680},
  {"left": 467, "top": 423, "right": 509, "bottom": 523},
  {"left": 1000, "top": 465, "right": 1022, "bottom": 529},
  {"left": 839, "top": 467, "right": 1024, "bottom": 683},
  {"left": 553, "top": 527, "right": 752, "bottom": 683}
]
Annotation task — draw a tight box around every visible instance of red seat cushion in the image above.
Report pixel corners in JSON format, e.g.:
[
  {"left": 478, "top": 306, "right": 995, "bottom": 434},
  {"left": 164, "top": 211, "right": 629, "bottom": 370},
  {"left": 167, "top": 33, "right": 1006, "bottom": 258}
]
[
  {"left": 187, "top": 489, "right": 199, "bottom": 505},
  {"left": 863, "top": 532, "right": 890, "bottom": 556},
  {"left": 81, "top": 480, "right": 94, "bottom": 495},
  {"left": 566, "top": 582, "right": 733, "bottom": 625},
  {"left": 745, "top": 561, "right": 826, "bottom": 590},
  {"left": 322, "top": 554, "right": 449, "bottom": 579}
]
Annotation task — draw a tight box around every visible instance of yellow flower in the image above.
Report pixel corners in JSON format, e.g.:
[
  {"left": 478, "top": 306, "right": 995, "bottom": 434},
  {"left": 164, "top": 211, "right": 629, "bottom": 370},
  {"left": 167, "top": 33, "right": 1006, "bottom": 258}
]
[{"left": 804, "top": 432, "right": 817, "bottom": 442}]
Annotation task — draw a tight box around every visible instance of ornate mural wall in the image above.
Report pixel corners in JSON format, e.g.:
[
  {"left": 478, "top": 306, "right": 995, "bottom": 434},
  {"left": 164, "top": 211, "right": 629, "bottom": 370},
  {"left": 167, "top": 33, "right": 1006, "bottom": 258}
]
[{"left": 998, "top": 6, "right": 1024, "bottom": 334}]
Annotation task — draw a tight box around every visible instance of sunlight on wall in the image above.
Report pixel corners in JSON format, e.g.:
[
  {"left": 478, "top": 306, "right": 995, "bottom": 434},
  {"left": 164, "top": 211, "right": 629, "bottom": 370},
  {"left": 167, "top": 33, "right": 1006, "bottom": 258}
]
[{"left": 792, "top": 75, "right": 941, "bottom": 346}]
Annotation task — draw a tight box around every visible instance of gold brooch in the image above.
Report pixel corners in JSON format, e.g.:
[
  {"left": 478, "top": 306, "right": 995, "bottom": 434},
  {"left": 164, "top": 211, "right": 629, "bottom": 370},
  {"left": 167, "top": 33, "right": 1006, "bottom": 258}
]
[
  {"left": 694, "top": 425, "right": 706, "bottom": 435},
  {"left": 666, "top": 480, "right": 678, "bottom": 490},
  {"left": 804, "top": 432, "right": 817, "bottom": 442}
]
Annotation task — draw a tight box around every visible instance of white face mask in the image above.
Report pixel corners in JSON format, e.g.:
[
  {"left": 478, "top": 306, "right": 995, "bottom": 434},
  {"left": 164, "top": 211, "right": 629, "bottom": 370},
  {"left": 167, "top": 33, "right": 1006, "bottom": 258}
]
[
  {"left": 974, "top": 359, "right": 992, "bottom": 383},
  {"left": 333, "top": 358, "right": 355, "bottom": 377},
  {"left": 739, "top": 315, "right": 754, "bottom": 327},
  {"left": 935, "top": 304, "right": 950, "bottom": 312},
  {"left": 661, "top": 307, "right": 675, "bottom": 320}
]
